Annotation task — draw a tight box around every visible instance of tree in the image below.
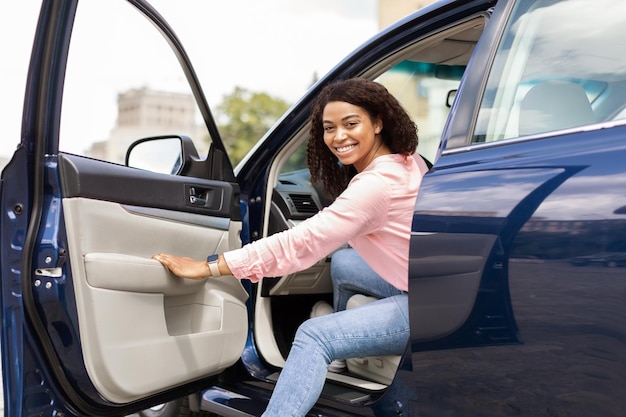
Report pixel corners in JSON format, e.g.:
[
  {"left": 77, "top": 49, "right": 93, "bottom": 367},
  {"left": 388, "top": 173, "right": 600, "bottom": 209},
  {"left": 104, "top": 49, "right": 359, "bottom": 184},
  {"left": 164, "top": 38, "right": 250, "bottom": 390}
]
[{"left": 216, "top": 86, "right": 290, "bottom": 166}]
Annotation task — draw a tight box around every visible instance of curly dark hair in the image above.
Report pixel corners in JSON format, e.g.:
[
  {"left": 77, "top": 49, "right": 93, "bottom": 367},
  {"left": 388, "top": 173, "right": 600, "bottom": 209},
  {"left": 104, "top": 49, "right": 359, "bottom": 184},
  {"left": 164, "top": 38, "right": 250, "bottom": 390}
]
[{"left": 306, "top": 78, "right": 418, "bottom": 199}]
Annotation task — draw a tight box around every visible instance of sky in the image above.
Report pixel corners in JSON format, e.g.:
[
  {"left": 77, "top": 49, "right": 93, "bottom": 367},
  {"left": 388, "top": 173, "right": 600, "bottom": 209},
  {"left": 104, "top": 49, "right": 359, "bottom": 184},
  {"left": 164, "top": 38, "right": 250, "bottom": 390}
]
[{"left": 0, "top": 0, "right": 379, "bottom": 159}]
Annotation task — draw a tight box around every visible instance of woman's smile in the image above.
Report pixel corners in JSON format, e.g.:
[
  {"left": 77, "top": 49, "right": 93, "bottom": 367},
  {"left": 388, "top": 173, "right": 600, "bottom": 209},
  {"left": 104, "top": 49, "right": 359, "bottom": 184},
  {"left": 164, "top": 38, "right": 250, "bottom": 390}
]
[{"left": 335, "top": 143, "right": 358, "bottom": 154}]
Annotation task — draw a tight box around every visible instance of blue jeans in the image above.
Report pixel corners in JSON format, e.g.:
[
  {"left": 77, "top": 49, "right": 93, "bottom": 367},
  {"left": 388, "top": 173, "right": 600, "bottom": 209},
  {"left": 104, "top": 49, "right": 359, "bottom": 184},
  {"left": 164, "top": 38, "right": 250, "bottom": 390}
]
[
  {"left": 262, "top": 249, "right": 408, "bottom": 417},
  {"left": 331, "top": 248, "right": 403, "bottom": 311}
]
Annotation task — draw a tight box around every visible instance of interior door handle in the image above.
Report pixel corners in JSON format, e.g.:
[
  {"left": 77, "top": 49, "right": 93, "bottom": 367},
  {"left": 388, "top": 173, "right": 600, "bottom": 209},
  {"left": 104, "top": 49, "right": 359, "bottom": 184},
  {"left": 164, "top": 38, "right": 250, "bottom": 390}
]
[
  {"left": 186, "top": 185, "right": 224, "bottom": 210},
  {"left": 188, "top": 186, "right": 207, "bottom": 206}
]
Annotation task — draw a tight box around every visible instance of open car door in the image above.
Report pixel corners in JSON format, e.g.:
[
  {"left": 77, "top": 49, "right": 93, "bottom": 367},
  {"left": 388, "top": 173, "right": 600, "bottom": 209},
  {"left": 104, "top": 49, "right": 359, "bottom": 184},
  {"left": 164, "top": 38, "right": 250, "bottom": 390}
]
[{"left": 0, "top": 0, "right": 248, "bottom": 415}]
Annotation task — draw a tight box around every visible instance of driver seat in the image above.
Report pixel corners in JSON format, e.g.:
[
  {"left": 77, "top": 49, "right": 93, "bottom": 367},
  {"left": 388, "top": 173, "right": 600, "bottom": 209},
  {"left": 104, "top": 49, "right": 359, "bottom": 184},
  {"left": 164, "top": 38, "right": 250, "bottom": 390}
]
[{"left": 345, "top": 294, "right": 400, "bottom": 385}]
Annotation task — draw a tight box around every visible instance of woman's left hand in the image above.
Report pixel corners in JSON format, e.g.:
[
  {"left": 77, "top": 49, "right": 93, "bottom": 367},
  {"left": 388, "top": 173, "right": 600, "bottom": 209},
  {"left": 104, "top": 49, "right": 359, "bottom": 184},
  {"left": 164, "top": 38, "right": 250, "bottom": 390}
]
[{"left": 152, "top": 253, "right": 211, "bottom": 280}]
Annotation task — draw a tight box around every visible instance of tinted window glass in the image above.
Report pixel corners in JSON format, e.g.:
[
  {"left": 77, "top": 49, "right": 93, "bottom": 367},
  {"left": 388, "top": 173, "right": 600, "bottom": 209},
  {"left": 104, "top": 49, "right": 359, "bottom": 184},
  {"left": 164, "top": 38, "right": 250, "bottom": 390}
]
[
  {"left": 474, "top": 0, "right": 626, "bottom": 143},
  {"left": 377, "top": 61, "right": 464, "bottom": 163}
]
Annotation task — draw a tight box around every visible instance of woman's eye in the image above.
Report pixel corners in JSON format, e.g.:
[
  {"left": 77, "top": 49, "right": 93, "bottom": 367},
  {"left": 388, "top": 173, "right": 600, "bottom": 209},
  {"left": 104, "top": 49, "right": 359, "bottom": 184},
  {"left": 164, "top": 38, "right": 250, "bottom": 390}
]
[{"left": 324, "top": 126, "right": 335, "bottom": 132}]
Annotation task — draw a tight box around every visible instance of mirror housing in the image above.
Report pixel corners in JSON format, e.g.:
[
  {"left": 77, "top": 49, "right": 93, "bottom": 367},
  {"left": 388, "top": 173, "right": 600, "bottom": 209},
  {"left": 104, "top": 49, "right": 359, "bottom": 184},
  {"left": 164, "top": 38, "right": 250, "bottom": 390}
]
[
  {"left": 125, "top": 135, "right": 199, "bottom": 175},
  {"left": 446, "top": 89, "right": 458, "bottom": 108}
]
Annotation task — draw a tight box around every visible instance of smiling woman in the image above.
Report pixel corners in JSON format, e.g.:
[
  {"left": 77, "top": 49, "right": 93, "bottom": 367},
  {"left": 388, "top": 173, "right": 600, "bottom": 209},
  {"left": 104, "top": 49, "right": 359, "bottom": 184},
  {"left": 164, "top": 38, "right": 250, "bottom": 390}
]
[{"left": 152, "top": 78, "right": 427, "bottom": 417}]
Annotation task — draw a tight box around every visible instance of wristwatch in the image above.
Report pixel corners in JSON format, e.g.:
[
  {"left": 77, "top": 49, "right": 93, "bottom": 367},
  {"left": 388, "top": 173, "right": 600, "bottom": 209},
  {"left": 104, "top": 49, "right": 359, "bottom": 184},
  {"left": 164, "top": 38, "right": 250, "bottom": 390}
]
[{"left": 206, "top": 254, "right": 221, "bottom": 277}]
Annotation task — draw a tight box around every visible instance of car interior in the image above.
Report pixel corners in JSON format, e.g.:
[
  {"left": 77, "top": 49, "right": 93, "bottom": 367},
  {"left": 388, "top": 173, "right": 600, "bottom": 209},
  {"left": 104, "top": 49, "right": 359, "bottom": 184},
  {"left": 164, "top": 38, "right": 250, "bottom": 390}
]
[
  {"left": 252, "top": 16, "right": 488, "bottom": 393},
  {"left": 251, "top": 0, "right": 626, "bottom": 398}
]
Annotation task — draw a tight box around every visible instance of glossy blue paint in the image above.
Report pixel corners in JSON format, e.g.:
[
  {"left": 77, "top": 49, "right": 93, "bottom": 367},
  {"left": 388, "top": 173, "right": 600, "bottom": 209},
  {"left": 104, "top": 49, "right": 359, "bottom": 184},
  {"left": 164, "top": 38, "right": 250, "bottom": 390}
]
[{"left": 407, "top": 122, "right": 626, "bottom": 415}]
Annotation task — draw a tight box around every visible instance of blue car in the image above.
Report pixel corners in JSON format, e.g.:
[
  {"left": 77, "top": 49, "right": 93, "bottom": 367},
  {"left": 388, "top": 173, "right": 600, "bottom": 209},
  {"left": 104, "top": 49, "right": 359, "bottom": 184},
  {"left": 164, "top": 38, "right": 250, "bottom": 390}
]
[{"left": 2, "top": 0, "right": 625, "bottom": 416}]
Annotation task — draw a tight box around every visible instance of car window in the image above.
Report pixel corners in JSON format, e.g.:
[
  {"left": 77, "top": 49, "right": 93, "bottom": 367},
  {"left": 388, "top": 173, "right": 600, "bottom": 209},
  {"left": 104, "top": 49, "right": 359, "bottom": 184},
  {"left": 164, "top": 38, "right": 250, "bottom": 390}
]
[
  {"left": 277, "top": 58, "right": 463, "bottom": 176},
  {"left": 276, "top": 16, "right": 486, "bottom": 178},
  {"left": 376, "top": 61, "right": 464, "bottom": 163},
  {"left": 473, "top": 0, "right": 626, "bottom": 143},
  {"left": 276, "top": 57, "right": 463, "bottom": 176},
  {"left": 60, "top": 0, "right": 210, "bottom": 164}
]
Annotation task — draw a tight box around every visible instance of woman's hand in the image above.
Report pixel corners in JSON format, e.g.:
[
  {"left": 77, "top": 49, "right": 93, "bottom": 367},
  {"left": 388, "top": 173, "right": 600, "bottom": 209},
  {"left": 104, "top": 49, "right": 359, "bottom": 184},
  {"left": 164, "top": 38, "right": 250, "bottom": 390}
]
[{"left": 152, "top": 254, "right": 211, "bottom": 280}]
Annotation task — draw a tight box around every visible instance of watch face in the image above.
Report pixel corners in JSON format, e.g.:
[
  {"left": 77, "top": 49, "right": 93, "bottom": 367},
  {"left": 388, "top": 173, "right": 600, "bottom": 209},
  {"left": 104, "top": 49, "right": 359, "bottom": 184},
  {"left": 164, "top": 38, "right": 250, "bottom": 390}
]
[{"left": 207, "top": 254, "right": 219, "bottom": 263}]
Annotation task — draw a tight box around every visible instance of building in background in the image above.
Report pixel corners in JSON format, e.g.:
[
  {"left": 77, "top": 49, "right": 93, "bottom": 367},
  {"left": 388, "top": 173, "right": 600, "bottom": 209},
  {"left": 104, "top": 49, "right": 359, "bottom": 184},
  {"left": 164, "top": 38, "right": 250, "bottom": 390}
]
[
  {"left": 86, "top": 88, "right": 207, "bottom": 164},
  {"left": 379, "top": 0, "right": 437, "bottom": 29}
]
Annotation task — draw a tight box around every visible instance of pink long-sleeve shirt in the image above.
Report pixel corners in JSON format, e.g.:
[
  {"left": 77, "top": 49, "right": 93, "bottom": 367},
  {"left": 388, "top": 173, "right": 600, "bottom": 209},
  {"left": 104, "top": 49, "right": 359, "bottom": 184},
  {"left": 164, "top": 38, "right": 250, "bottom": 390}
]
[{"left": 224, "top": 153, "right": 428, "bottom": 292}]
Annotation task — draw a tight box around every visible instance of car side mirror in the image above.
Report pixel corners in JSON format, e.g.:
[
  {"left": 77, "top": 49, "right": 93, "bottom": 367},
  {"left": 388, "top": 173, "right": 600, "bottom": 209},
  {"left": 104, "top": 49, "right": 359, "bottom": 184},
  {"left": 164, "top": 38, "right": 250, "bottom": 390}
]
[{"left": 125, "top": 135, "right": 198, "bottom": 175}]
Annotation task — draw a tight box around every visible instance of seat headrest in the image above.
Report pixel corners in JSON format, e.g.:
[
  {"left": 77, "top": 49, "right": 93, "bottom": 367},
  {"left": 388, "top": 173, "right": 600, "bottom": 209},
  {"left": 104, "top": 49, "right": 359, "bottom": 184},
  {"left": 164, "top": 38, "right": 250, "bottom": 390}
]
[{"left": 519, "top": 81, "right": 595, "bottom": 136}]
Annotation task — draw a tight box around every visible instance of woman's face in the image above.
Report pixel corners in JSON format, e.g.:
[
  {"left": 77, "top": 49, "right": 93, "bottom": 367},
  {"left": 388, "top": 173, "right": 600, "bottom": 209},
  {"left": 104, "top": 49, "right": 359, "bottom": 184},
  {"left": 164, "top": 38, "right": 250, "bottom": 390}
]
[{"left": 322, "top": 101, "right": 388, "bottom": 172}]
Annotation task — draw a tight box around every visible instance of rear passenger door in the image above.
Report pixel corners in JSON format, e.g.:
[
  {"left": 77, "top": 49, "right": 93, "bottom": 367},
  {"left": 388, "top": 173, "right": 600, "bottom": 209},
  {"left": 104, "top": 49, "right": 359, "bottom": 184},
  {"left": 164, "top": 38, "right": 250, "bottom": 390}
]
[{"left": 408, "top": 0, "right": 626, "bottom": 415}]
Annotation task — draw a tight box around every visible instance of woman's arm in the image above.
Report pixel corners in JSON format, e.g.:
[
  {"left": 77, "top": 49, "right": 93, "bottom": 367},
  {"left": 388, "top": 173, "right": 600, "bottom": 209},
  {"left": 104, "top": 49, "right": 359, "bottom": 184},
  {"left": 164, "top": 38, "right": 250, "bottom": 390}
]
[{"left": 154, "top": 169, "right": 391, "bottom": 281}]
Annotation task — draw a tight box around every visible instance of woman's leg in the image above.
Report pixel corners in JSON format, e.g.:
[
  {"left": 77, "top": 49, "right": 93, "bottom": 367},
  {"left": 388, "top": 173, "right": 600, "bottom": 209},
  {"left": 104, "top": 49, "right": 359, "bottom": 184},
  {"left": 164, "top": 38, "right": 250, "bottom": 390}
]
[
  {"left": 331, "top": 248, "right": 402, "bottom": 312},
  {"left": 262, "top": 294, "right": 409, "bottom": 417}
]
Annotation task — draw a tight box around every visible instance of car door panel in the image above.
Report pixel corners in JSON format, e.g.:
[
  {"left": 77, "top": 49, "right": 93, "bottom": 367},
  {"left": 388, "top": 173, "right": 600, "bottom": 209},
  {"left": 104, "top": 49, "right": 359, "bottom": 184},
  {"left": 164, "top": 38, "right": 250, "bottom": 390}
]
[
  {"left": 58, "top": 154, "right": 236, "bottom": 218},
  {"left": 0, "top": 0, "right": 252, "bottom": 412},
  {"left": 409, "top": 232, "right": 496, "bottom": 341},
  {"left": 410, "top": 165, "right": 581, "bottom": 350},
  {"left": 404, "top": 117, "right": 626, "bottom": 415},
  {"left": 55, "top": 155, "right": 248, "bottom": 403}
]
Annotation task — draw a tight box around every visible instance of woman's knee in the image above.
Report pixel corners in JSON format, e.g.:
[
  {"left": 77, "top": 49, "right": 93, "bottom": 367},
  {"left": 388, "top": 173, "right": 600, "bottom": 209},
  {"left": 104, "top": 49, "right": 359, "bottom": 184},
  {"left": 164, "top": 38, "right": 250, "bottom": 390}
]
[
  {"left": 330, "top": 248, "right": 358, "bottom": 285},
  {"left": 294, "top": 317, "right": 322, "bottom": 344}
]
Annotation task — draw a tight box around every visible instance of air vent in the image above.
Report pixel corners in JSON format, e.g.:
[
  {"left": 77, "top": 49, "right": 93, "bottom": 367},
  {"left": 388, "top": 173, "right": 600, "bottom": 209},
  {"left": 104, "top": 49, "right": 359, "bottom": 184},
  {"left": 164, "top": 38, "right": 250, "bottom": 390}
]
[{"left": 289, "top": 194, "right": 318, "bottom": 214}]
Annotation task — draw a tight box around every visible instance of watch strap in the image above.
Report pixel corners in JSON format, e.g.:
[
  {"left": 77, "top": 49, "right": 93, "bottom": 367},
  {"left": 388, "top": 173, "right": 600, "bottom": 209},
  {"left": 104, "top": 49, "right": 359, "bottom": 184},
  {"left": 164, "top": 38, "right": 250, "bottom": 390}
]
[{"left": 206, "top": 254, "right": 220, "bottom": 277}]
